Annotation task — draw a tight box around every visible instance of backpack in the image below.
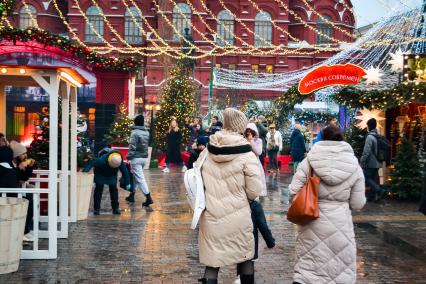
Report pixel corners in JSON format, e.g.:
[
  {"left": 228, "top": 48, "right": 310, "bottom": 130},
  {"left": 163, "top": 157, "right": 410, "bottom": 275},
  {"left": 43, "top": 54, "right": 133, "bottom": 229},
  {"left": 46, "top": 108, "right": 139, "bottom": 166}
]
[
  {"left": 183, "top": 150, "right": 208, "bottom": 229},
  {"left": 369, "top": 133, "right": 390, "bottom": 163}
]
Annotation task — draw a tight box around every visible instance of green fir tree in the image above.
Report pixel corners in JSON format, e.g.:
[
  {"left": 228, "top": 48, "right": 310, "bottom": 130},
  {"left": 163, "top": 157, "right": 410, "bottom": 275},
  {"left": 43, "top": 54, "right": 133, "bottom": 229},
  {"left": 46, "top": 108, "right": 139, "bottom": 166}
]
[
  {"left": 344, "top": 124, "right": 368, "bottom": 160},
  {"left": 104, "top": 103, "right": 133, "bottom": 146},
  {"left": 154, "top": 61, "right": 196, "bottom": 149},
  {"left": 390, "top": 138, "right": 423, "bottom": 200},
  {"left": 76, "top": 112, "right": 94, "bottom": 168},
  {"left": 28, "top": 111, "right": 50, "bottom": 169}
]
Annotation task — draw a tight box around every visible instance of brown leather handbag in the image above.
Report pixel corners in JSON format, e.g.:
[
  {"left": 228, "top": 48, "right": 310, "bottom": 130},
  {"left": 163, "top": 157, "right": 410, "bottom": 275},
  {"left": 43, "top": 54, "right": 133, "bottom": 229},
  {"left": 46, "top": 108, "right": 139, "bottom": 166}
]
[{"left": 287, "top": 163, "right": 320, "bottom": 225}]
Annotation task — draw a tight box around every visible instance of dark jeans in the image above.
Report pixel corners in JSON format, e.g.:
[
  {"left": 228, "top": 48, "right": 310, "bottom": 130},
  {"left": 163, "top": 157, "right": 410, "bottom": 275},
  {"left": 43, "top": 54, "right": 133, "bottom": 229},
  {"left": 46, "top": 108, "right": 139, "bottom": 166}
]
[
  {"left": 259, "top": 153, "right": 265, "bottom": 169},
  {"left": 94, "top": 184, "right": 119, "bottom": 211},
  {"left": 268, "top": 149, "right": 279, "bottom": 170},
  {"left": 363, "top": 168, "right": 382, "bottom": 199}
]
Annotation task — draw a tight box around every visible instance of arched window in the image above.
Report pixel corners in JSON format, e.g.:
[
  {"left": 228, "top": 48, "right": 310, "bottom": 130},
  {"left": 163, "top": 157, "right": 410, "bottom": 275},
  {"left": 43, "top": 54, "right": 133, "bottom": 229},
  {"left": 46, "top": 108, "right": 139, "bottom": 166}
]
[
  {"left": 316, "top": 15, "right": 333, "bottom": 45},
  {"left": 172, "top": 3, "right": 191, "bottom": 41},
  {"left": 125, "top": 6, "right": 142, "bottom": 44},
  {"left": 19, "top": 5, "right": 37, "bottom": 29},
  {"left": 217, "top": 10, "right": 234, "bottom": 46},
  {"left": 85, "top": 6, "right": 104, "bottom": 43},
  {"left": 254, "top": 11, "right": 272, "bottom": 47}
]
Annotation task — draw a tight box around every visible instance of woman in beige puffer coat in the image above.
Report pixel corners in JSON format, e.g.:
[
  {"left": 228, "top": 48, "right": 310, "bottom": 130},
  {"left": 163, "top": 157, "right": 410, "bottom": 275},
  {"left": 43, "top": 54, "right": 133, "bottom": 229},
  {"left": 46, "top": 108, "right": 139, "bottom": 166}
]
[
  {"left": 196, "top": 108, "right": 265, "bottom": 284},
  {"left": 289, "top": 126, "right": 366, "bottom": 284}
]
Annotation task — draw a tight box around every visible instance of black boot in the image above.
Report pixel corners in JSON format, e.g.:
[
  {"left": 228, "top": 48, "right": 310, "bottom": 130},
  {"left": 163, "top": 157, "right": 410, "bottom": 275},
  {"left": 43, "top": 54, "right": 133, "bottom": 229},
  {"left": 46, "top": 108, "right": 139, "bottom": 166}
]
[
  {"left": 126, "top": 192, "right": 135, "bottom": 203},
  {"left": 142, "top": 193, "right": 153, "bottom": 207},
  {"left": 240, "top": 274, "right": 254, "bottom": 284},
  {"left": 197, "top": 278, "right": 217, "bottom": 284},
  {"left": 112, "top": 208, "right": 121, "bottom": 215}
]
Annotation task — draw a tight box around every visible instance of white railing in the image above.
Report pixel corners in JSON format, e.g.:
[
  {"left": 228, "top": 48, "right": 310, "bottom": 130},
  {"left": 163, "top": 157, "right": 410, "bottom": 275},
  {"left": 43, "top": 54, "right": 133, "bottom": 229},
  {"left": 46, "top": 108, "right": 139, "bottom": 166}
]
[
  {"left": 0, "top": 187, "right": 56, "bottom": 260},
  {"left": 31, "top": 170, "right": 72, "bottom": 238},
  {"left": 0, "top": 168, "right": 73, "bottom": 260}
]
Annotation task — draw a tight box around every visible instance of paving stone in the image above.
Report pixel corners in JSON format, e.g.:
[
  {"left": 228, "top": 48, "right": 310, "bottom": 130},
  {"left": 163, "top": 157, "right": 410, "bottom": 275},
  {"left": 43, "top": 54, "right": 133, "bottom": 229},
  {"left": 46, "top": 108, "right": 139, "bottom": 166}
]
[{"left": 0, "top": 168, "right": 425, "bottom": 283}]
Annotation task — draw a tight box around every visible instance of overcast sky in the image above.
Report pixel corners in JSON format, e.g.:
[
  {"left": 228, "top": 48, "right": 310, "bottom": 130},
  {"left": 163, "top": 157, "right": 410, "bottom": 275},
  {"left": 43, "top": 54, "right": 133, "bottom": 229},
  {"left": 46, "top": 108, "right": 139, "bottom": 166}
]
[{"left": 352, "top": 0, "right": 422, "bottom": 27}]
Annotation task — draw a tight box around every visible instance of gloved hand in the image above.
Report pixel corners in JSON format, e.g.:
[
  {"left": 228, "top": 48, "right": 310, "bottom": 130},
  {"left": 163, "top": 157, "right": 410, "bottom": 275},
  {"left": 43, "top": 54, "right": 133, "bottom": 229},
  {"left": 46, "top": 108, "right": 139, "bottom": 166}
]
[{"left": 126, "top": 184, "right": 131, "bottom": 191}]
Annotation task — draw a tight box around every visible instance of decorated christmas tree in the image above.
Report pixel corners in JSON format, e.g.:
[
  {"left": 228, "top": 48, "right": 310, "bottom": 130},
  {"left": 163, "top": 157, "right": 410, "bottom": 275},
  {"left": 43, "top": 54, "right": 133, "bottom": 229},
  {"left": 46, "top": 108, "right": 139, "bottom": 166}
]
[
  {"left": 390, "top": 138, "right": 423, "bottom": 200},
  {"left": 154, "top": 61, "right": 196, "bottom": 149},
  {"left": 104, "top": 103, "right": 133, "bottom": 146},
  {"left": 77, "top": 112, "right": 93, "bottom": 168},
  {"left": 28, "top": 111, "right": 50, "bottom": 169},
  {"left": 344, "top": 124, "right": 368, "bottom": 160}
]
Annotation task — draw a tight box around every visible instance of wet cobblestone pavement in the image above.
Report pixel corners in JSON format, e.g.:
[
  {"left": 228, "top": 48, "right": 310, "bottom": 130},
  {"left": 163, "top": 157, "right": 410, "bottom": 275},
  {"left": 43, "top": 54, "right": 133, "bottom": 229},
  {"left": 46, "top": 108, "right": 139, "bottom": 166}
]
[{"left": 1, "top": 169, "right": 426, "bottom": 283}]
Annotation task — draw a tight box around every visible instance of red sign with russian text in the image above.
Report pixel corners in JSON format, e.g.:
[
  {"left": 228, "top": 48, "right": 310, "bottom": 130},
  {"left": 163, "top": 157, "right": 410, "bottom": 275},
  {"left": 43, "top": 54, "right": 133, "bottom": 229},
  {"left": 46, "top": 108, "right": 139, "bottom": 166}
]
[{"left": 298, "top": 64, "right": 366, "bottom": 95}]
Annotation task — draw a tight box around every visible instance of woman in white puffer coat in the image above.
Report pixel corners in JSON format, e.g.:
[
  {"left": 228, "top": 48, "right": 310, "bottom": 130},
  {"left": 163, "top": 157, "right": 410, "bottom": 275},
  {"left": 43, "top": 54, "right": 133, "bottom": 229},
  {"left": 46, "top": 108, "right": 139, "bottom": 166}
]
[{"left": 289, "top": 126, "right": 366, "bottom": 284}]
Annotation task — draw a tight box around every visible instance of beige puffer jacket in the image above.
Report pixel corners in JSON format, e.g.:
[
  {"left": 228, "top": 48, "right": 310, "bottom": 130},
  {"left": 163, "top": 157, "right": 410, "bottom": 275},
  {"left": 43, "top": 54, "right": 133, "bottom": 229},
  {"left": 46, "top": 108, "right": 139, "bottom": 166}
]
[
  {"left": 289, "top": 141, "right": 366, "bottom": 284},
  {"left": 197, "top": 130, "right": 265, "bottom": 267}
]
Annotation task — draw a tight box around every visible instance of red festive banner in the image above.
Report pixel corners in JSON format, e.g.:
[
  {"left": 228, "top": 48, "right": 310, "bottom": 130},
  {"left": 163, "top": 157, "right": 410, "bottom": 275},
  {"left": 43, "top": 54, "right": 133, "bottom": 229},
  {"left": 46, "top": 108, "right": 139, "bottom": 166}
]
[{"left": 298, "top": 64, "right": 366, "bottom": 94}]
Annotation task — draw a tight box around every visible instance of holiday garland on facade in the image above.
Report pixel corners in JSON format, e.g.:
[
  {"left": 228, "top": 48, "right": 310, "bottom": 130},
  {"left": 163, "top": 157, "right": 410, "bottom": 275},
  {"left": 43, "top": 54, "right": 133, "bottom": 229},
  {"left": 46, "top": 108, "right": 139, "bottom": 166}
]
[
  {"left": 333, "top": 83, "right": 426, "bottom": 110},
  {"left": 0, "top": 27, "right": 143, "bottom": 72}
]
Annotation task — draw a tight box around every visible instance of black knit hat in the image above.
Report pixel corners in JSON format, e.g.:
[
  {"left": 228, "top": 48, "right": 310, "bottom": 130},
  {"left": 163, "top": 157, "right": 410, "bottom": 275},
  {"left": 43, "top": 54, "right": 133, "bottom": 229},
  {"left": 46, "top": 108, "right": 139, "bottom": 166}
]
[
  {"left": 134, "top": 115, "right": 145, "bottom": 126},
  {"left": 0, "top": 146, "right": 13, "bottom": 164}
]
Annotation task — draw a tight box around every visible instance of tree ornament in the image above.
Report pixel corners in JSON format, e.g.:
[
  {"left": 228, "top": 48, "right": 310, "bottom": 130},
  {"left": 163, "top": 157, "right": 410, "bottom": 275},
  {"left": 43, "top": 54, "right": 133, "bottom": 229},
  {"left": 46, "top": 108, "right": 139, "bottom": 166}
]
[
  {"left": 388, "top": 48, "right": 404, "bottom": 72},
  {"left": 363, "top": 66, "right": 383, "bottom": 85},
  {"left": 355, "top": 109, "right": 385, "bottom": 130}
]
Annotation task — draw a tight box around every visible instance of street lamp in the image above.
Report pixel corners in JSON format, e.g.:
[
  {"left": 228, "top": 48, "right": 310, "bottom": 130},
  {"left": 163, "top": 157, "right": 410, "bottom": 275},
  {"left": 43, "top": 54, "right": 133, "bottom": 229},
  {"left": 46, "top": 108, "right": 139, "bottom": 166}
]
[{"left": 145, "top": 98, "right": 161, "bottom": 146}]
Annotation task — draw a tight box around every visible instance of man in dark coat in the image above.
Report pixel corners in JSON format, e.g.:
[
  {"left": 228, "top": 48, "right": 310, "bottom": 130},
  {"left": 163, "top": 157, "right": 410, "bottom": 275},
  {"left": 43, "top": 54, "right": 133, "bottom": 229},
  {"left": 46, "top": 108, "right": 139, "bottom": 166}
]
[
  {"left": 290, "top": 123, "right": 306, "bottom": 172},
  {"left": 360, "top": 118, "right": 383, "bottom": 202},
  {"left": 0, "top": 146, "right": 19, "bottom": 188},
  {"left": 83, "top": 150, "right": 130, "bottom": 215}
]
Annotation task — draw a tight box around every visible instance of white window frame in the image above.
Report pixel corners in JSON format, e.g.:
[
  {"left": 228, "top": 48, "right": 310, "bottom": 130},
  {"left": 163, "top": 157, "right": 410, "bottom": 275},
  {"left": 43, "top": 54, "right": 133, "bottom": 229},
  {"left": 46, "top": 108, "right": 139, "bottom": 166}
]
[
  {"left": 19, "top": 5, "right": 37, "bottom": 29},
  {"left": 217, "top": 10, "right": 235, "bottom": 46},
  {"left": 125, "top": 6, "right": 143, "bottom": 44},
  {"left": 172, "top": 3, "right": 192, "bottom": 41},
  {"left": 85, "top": 6, "right": 104, "bottom": 43},
  {"left": 254, "top": 11, "right": 272, "bottom": 47}
]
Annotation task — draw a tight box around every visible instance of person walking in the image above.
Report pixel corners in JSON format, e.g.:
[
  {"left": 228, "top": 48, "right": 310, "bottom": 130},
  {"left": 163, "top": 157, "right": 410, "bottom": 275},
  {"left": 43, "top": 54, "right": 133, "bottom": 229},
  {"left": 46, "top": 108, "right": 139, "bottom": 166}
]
[
  {"left": 163, "top": 118, "right": 186, "bottom": 173},
  {"left": 197, "top": 108, "right": 265, "bottom": 284},
  {"left": 245, "top": 123, "right": 263, "bottom": 158},
  {"left": 187, "top": 136, "right": 208, "bottom": 170},
  {"left": 255, "top": 116, "right": 268, "bottom": 167},
  {"left": 360, "top": 118, "right": 384, "bottom": 202},
  {"left": 290, "top": 123, "right": 306, "bottom": 172},
  {"left": 83, "top": 150, "right": 130, "bottom": 215},
  {"left": 313, "top": 116, "right": 338, "bottom": 144},
  {"left": 125, "top": 115, "right": 153, "bottom": 207},
  {"left": 266, "top": 124, "right": 282, "bottom": 176},
  {"left": 289, "top": 126, "right": 366, "bottom": 284}
]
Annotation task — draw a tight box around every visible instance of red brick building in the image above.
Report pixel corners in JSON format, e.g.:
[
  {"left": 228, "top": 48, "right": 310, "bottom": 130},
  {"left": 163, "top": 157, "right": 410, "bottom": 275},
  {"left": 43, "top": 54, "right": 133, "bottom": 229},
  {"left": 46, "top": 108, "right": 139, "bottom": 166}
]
[{"left": 8, "top": 0, "right": 355, "bottom": 111}]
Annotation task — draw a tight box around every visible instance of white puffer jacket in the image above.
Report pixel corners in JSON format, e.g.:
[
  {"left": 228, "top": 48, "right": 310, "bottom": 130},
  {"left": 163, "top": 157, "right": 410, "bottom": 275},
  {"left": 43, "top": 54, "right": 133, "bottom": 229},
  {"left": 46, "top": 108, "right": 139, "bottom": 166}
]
[{"left": 289, "top": 141, "right": 366, "bottom": 284}]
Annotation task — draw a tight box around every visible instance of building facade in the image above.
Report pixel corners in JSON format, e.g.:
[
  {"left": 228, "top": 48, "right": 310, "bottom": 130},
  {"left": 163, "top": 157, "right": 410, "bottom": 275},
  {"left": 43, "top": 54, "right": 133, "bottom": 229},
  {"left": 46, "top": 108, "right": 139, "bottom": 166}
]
[{"left": 8, "top": 0, "right": 355, "bottom": 111}]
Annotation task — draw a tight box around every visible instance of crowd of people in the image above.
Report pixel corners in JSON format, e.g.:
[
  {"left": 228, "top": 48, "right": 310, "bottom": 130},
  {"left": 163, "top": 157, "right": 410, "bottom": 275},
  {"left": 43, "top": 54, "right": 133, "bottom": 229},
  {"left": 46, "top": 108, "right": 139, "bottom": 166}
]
[{"left": 1, "top": 107, "right": 408, "bottom": 284}]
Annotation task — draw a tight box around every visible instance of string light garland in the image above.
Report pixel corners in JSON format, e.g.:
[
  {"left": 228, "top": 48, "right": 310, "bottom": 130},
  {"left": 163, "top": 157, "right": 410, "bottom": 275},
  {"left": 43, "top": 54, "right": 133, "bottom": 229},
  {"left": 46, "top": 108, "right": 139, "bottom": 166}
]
[
  {"left": 214, "top": 7, "right": 422, "bottom": 91},
  {"left": 333, "top": 84, "right": 426, "bottom": 110},
  {"left": 0, "top": 27, "right": 143, "bottom": 72},
  {"left": 301, "top": 0, "right": 356, "bottom": 39}
]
